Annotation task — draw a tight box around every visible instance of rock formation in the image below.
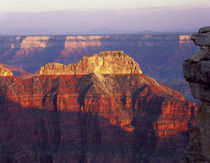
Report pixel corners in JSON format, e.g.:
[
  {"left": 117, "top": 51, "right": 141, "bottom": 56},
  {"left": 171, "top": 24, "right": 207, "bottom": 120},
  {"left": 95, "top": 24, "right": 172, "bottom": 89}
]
[
  {"left": 40, "top": 51, "right": 142, "bottom": 75},
  {"left": 0, "top": 64, "right": 13, "bottom": 76},
  {"left": 182, "top": 26, "right": 210, "bottom": 162},
  {"left": 2, "top": 64, "right": 32, "bottom": 77},
  {"left": 64, "top": 36, "right": 108, "bottom": 49},
  {"left": 0, "top": 51, "right": 197, "bottom": 162},
  {"left": 0, "top": 34, "right": 198, "bottom": 100},
  {"left": 16, "top": 36, "right": 50, "bottom": 56},
  {"left": 0, "top": 34, "right": 196, "bottom": 78}
]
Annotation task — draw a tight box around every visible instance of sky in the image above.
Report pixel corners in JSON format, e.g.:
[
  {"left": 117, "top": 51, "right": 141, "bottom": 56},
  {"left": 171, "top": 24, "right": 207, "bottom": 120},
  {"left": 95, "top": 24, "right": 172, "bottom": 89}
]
[
  {"left": 0, "top": 0, "right": 210, "bottom": 34},
  {"left": 1, "top": 0, "right": 210, "bottom": 12}
]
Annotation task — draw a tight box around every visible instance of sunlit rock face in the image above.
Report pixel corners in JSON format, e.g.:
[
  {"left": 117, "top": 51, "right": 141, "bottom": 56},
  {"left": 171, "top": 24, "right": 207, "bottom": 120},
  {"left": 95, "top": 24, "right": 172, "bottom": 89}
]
[
  {"left": 64, "top": 36, "right": 108, "bottom": 49},
  {"left": 40, "top": 51, "right": 142, "bottom": 75},
  {"left": 61, "top": 36, "right": 108, "bottom": 57},
  {"left": 0, "top": 64, "right": 13, "bottom": 76},
  {"left": 182, "top": 26, "right": 210, "bottom": 162},
  {"left": 0, "top": 53, "right": 197, "bottom": 162},
  {"left": 15, "top": 36, "right": 50, "bottom": 56},
  {"left": 0, "top": 34, "right": 197, "bottom": 78},
  {"left": 0, "top": 64, "right": 32, "bottom": 78},
  {"left": 19, "top": 36, "right": 50, "bottom": 49},
  {"left": 0, "top": 34, "right": 198, "bottom": 101}
]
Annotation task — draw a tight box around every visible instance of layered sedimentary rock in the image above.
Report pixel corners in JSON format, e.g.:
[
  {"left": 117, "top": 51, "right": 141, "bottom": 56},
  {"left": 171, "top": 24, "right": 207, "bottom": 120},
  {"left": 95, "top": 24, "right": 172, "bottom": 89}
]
[
  {"left": 182, "top": 26, "right": 210, "bottom": 162},
  {"left": 40, "top": 51, "right": 142, "bottom": 75},
  {"left": 64, "top": 36, "right": 109, "bottom": 49},
  {"left": 0, "top": 52, "right": 197, "bottom": 162},
  {"left": 61, "top": 35, "right": 111, "bottom": 57},
  {"left": 0, "top": 75, "right": 196, "bottom": 162},
  {"left": 0, "top": 34, "right": 196, "bottom": 78},
  {"left": 16, "top": 36, "right": 50, "bottom": 56},
  {"left": 0, "top": 64, "right": 13, "bottom": 76},
  {"left": 0, "top": 34, "right": 197, "bottom": 100}
]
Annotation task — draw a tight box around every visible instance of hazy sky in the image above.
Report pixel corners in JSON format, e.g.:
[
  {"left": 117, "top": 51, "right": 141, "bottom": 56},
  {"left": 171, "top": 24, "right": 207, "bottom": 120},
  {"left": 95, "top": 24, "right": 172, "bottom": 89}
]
[
  {"left": 0, "top": 0, "right": 210, "bottom": 34},
  {"left": 1, "top": 0, "right": 210, "bottom": 12}
]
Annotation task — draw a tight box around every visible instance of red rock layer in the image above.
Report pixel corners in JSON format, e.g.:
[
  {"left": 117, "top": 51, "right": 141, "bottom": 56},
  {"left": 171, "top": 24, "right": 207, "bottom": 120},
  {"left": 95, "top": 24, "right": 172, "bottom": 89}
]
[{"left": 0, "top": 74, "right": 197, "bottom": 162}]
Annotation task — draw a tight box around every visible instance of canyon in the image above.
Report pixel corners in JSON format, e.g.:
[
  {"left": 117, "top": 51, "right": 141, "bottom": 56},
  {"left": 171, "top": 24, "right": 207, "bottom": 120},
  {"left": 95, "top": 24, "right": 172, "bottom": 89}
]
[
  {"left": 0, "top": 51, "right": 197, "bottom": 162},
  {"left": 182, "top": 26, "right": 210, "bottom": 162},
  {"left": 0, "top": 34, "right": 196, "bottom": 78},
  {"left": 0, "top": 34, "right": 198, "bottom": 100}
]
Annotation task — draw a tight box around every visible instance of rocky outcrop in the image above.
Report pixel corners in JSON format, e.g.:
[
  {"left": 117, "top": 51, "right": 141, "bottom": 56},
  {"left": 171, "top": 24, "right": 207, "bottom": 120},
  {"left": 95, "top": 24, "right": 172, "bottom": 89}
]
[
  {"left": 0, "top": 35, "right": 197, "bottom": 78},
  {"left": 2, "top": 64, "right": 32, "bottom": 77},
  {"left": 0, "top": 51, "right": 197, "bottom": 162},
  {"left": 182, "top": 26, "right": 210, "bottom": 162},
  {"left": 64, "top": 36, "right": 108, "bottom": 49},
  {"left": 40, "top": 51, "right": 142, "bottom": 75},
  {"left": 179, "top": 35, "right": 191, "bottom": 44},
  {"left": 0, "top": 34, "right": 197, "bottom": 100},
  {"left": 0, "top": 64, "right": 13, "bottom": 76},
  {"left": 0, "top": 73, "right": 196, "bottom": 162},
  {"left": 15, "top": 36, "right": 50, "bottom": 56}
]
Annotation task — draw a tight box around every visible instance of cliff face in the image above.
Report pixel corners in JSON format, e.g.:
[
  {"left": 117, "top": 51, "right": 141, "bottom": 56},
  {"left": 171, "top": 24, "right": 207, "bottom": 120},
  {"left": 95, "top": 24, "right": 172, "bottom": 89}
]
[
  {"left": 0, "top": 34, "right": 196, "bottom": 79},
  {"left": 0, "top": 75, "right": 196, "bottom": 162},
  {"left": 0, "top": 34, "right": 197, "bottom": 100},
  {"left": 40, "top": 51, "right": 142, "bottom": 75},
  {"left": 0, "top": 64, "right": 13, "bottom": 76},
  {"left": 16, "top": 36, "right": 50, "bottom": 56},
  {"left": 182, "top": 26, "right": 210, "bottom": 162},
  {"left": 0, "top": 52, "right": 197, "bottom": 162}
]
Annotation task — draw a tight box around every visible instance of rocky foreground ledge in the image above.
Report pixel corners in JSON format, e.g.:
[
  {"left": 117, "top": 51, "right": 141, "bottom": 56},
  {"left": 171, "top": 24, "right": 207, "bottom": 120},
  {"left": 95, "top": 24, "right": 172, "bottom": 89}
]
[
  {"left": 40, "top": 51, "right": 142, "bottom": 75},
  {"left": 182, "top": 26, "right": 210, "bottom": 162}
]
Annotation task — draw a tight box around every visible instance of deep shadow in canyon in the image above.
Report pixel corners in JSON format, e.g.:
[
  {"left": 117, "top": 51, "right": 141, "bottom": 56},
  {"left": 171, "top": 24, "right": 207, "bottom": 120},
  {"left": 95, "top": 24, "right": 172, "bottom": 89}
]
[
  {"left": 0, "top": 83, "right": 193, "bottom": 162},
  {"left": 0, "top": 100, "right": 161, "bottom": 162},
  {"left": 0, "top": 72, "right": 197, "bottom": 162}
]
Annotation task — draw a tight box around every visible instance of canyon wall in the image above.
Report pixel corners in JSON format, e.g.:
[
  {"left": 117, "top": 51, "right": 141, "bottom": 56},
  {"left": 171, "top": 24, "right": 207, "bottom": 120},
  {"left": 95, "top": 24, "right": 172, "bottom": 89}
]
[
  {"left": 0, "top": 34, "right": 197, "bottom": 100},
  {"left": 0, "top": 51, "right": 197, "bottom": 162},
  {"left": 182, "top": 26, "right": 210, "bottom": 162},
  {"left": 0, "top": 34, "right": 196, "bottom": 78}
]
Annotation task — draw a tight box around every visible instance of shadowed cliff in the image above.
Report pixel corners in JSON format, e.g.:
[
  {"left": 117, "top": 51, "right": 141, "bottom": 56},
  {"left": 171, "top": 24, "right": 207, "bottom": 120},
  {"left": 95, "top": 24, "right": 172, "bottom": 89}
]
[
  {"left": 0, "top": 74, "right": 197, "bottom": 162},
  {"left": 182, "top": 26, "right": 210, "bottom": 162},
  {"left": 0, "top": 51, "right": 197, "bottom": 162}
]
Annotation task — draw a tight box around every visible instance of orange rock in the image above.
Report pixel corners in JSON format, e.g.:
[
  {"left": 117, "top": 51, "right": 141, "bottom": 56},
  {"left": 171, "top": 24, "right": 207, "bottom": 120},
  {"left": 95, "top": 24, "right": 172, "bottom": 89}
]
[
  {"left": 0, "top": 52, "right": 197, "bottom": 162},
  {"left": 40, "top": 51, "right": 142, "bottom": 75},
  {"left": 0, "top": 64, "right": 13, "bottom": 76},
  {"left": 0, "top": 73, "right": 197, "bottom": 162}
]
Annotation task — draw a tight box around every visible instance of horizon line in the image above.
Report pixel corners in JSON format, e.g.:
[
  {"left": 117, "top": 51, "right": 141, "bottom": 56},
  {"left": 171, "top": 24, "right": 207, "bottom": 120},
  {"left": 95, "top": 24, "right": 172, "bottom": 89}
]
[{"left": 1, "top": 5, "right": 210, "bottom": 13}]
